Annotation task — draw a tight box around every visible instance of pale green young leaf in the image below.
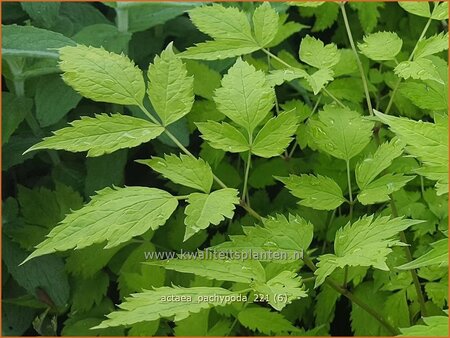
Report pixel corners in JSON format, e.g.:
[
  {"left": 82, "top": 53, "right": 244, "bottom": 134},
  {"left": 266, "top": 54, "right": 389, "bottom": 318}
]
[
  {"left": 398, "top": 2, "right": 431, "bottom": 18},
  {"left": 59, "top": 45, "right": 145, "bottom": 105},
  {"left": 214, "top": 214, "right": 313, "bottom": 260},
  {"left": 25, "top": 114, "right": 164, "bottom": 157},
  {"left": 266, "top": 68, "right": 308, "bottom": 87},
  {"left": 238, "top": 307, "right": 300, "bottom": 334},
  {"left": 148, "top": 258, "right": 265, "bottom": 283},
  {"left": 184, "top": 188, "right": 239, "bottom": 240},
  {"left": 398, "top": 80, "right": 447, "bottom": 111},
  {"left": 358, "top": 32, "right": 402, "bottom": 61},
  {"left": 308, "top": 106, "right": 374, "bottom": 161},
  {"left": 188, "top": 4, "right": 254, "bottom": 42},
  {"left": 252, "top": 2, "right": 279, "bottom": 47},
  {"left": 196, "top": 121, "right": 250, "bottom": 153},
  {"left": 356, "top": 139, "right": 405, "bottom": 189},
  {"left": 414, "top": 32, "right": 449, "bottom": 60},
  {"left": 2, "top": 24, "right": 75, "bottom": 58},
  {"left": 276, "top": 174, "right": 346, "bottom": 210},
  {"left": 148, "top": 43, "right": 194, "bottom": 126},
  {"left": 306, "top": 68, "right": 334, "bottom": 95},
  {"left": 136, "top": 154, "right": 213, "bottom": 193},
  {"left": 314, "top": 216, "right": 422, "bottom": 287},
  {"left": 214, "top": 58, "right": 274, "bottom": 133},
  {"left": 395, "top": 59, "right": 444, "bottom": 84},
  {"left": 399, "top": 316, "right": 448, "bottom": 336},
  {"left": 357, "top": 174, "right": 415, "bottom": 205},
  {"left": 95, "top": 287, "right": 240, "bottom": 328},
  {"left": 252, "top": 271, "right": 307, "bottom": 310},
  {"left": 396, "top": 238, "right": 448, "bottom": 270},
  {"left": 431, "top": 2, "right": 448, "bottom": 20},
  {"left": 252, "top": 110, "right": 299, "bottom": 158},
  {"left": 374, "top": 110, "right": 448, "bottom": 194},
  {"left": 179, "top": 39, "right": 260, "bottom": 60},
  {"left": 23, "top": 187, "right": 178, "bottom": 263},
  {"left": 299, "top": 35, "right": 340, "bottom": 69}
]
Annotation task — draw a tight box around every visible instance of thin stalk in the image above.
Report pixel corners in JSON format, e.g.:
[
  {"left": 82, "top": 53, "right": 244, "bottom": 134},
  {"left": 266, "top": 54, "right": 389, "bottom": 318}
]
[
  {"left": 302, "top": 254, "right": 400, "bottom": 335},
  {"left": 242, "top": 151, "right": 252, "bottom": 205},
  {"left": 385, "top": 17, "right": 432, "bottom": 115},
  {"left": 339, "top": 2, "right": 373, "bottom": 116},
  {"left": 346, "top": 160, "right": 353, "bottom": 220},
  {"left": 261, "top": 48, "right": 346, "bottom": 108},
  {"left": 390, "top": 197, "right": 428, "bottom": 317}
]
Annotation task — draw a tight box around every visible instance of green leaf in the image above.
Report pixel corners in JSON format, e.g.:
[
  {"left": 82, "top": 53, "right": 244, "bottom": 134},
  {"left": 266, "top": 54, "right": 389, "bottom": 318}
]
[
  {"left": 59, "top": 45, "right": 145, "bottom": 105},
  {"left": 395, "top": 59, "right": 444, "bottom": 84},
  {"left": 23, "top": 187, "right": 178, "bottom": 263},
  {"left": 238, "top": 307, "right": 300, "bottom": 334},
  {"left": 397, "top": 239, "right": 448, "bottom": 270},
  {"left": 252, "top": 271, "right": 308, "bottom": 310},
  {"left": 214, "top": 58, "right": 274, "bottom": 133},
  {"left": 252, "top": 2, "right": 279, "bottom": 47},
  {"left": 188, "top": 4, "right": 254, "bottom": 42},
  {"left": 2, "top": 92, "right": 32, "bottom": 144},
  {"left": 308, "top": 106, "right": 374, "bottom": 161},
  {"left": 252, "top": 110, "right": 299, "bottom": 158},
  {"left": 414, "top": 32, "right": 449, "bottom": 60},
  {"left": 94, "top": 286, "right": 242, "bottom": 328},
  {"left": 137, "top": 154, "right": 213, "bottom": 193},
  {"left": 149, "top": 257, "right": 265, "bottom": 283},
  {"left": 21, "top": 2, "right": 60, "bottom": 28},
  {"left": 374, "top": 110, "right": 448, "bottom": 195},
  {"left": 184, "top": 188, "right": 239, "bottom": 240},
  {"left": 3, "top": 237, "right": 70, "bottom": 308},
  {"left": 349, "top": 2, "right": 385, "bottom": 33},
  {"left": 398, "top": 2, "right": 431, "bottom": 18},
  {"left": 266, "top": 68, "right": 308, "bottom": 87},
  {"left": 357, "top": 174, "right": 415, "bottom": 205},
  {"left": 72, "top": 272, "right": 109, "bottom": 313},
  {"left": 2, "top": 24, "right": 75, "bottom": 58},
  {"left": 358, "top": 31, "right": 402, "bottom": 61},
  {"left": 148, "top": 43, "right": 194, "bottom": 126},
  {"left": 73, "top": 24, "right": 131, "bottom": 54},
  {"left": 276, "top": 174, "right": 346, "bottom": 210},
  {"left": 25, "top": 114, "right": 164, "bottom": 157},
  {"left": 298, "top": 3, "right": 339, "bottom": 32},
  {"left": 314, "top": 215, "right": 422, "bottom": 287},
  {"left": 299, "top": 35, "right": 340, "bottom": 69},
  {"left": 399, "top": 316, "right": 448, "bottom": 336},
  {"left": 398, "top": 80, "right": 447, "bottom": 111},
  {"left": 185, "top": 60, "right": 221, "bottom": 100},
  {"left": 180, "top": 39, "right": 260, "bottom": 60},
  {"left": 356, "top": 139, "right": 405, "bottom": 189},
  {"left": 267, "top": 14, "right": 306, "bottom": 48},
  {"left": 431, "top": 2, "right": 448, "bottom": 20},
  {"left": 35, "top": 75, "right": 82, "bottom": 127},
  {"left": 197, "top": 121, "right": 250, "bottom": 153},
  {"left": 306, "top": 68, "right": 334, "bottom": 95},
  {"left": 214, "top": 214, "right": 313, "bottom": 260}
]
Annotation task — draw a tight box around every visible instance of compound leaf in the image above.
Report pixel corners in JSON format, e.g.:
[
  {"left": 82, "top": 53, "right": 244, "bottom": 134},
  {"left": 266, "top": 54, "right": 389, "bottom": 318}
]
[
  {"left": 252, "top": 2, "right": 279, "bottom": 47},
  {"left": 148, "top": 43, "right": 194, "bottom": 126},
  {"left": 395, "top": 59, "right": 443, "bottom": 84},
  {"left": 214, "top": 58, "right": 274, "bottom": 133},
  {"left": 95, "top": 287, "right": 241, "bottom": 328},
  {"left": 309, "top": 106, "right": 374, "bottom": 161},
  {"left": 196, "top": 121, "right": 250, "bottom": 153},
  {"left": 299, "top": 35, "right": 340, "bottom": 69},
  {"left": 184, "top": 188, "right": 239, "bottom": 240},
  {"left": 252, "top": 110, "right": 299, "bottom": 158},
  {"left": 25, "top": 114, "right": 164, "bottom": 157},
  {"left": 137, "top": 154, "right": 213, "bottom": 193},
  {"left": 276, "top": 174, "right": 346, "bottom": 210},
  {"left": 59, "top": 45, "right": 145, "bottom": 105},
  {"left": 314, "top": 215, "right": 422, "bottom": 287},
  {"left": 414, "top": 32, "right": 449, "bottom": 60},
  {"left": 357, "top": 174, "right": 415, "bottom": 205},
  {"left": 23, "top": 187, "right": 178, "bottom": 263},
  {"left": 358, "top": 31, "right": 402, "bottom": 61},
  {"left": 356, "top": 139, "right": 405, "bottom": 189}
]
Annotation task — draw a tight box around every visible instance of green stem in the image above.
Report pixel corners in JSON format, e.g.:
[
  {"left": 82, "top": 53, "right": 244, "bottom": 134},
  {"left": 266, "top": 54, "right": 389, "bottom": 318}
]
[
  {"left": 261, "top": 48, "right": 346, "bottom": 108},
  {"left": 339, "top": 2, "right": 373, "bottom": 116},
  {"left": 242, "top": 151, "right": 252, "bottom": 204},
  {"left": 385, "top": 17, "right": 432, "bottom": 115},
  {"left": 346, "top": 160, "right": 353, "bottom": 220},
  {"left": 390, "top": 197, "right": 428, "bottom": 317}
]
